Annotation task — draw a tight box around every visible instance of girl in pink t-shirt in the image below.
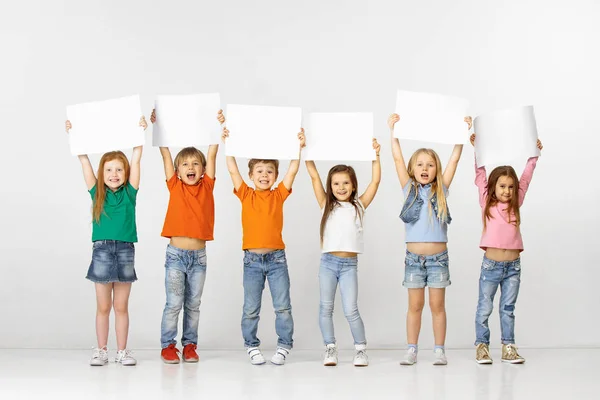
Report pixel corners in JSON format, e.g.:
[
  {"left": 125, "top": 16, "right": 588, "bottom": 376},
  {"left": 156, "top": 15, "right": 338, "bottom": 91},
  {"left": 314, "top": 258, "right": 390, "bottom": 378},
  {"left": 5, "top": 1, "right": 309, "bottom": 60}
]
[{"left": 471, "top": 134, "right": 543, "bottom": 365}]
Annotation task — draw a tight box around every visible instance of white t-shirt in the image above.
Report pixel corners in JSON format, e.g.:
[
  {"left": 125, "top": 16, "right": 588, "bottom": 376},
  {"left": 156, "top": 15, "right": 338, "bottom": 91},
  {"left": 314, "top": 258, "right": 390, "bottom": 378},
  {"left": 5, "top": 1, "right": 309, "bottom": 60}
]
[{"left": 321, "top": 200, "right": 365, "bottom": 253}]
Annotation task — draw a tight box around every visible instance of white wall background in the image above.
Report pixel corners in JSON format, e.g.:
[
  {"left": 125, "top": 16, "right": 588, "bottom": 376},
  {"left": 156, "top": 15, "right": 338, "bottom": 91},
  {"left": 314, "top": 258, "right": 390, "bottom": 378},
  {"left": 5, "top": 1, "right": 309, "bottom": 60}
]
[{"left": 1, "top": 0, "right": 598, "bottom": 350}]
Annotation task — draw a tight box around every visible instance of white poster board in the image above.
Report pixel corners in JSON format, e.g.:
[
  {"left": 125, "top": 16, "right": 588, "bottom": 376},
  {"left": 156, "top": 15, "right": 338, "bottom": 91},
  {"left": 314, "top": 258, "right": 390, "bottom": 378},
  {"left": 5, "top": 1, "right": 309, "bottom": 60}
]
[
  {"left": 152, "top": 93, "right": 221, "bottom": 147},
  {"left": 67, "top": 95, "right": 145, "bottom": 156},
  {"left": 304, "top": 112, "right": 375, "bottom": 161},
  {"left": 473, "top": 106, "right": 540, "bottom": 167},
  {"left": 225, "top": 104, "right": 302, "bottom": 159},
  {"left": 394, "top": 90, "right": 470, "bottom": 144}
]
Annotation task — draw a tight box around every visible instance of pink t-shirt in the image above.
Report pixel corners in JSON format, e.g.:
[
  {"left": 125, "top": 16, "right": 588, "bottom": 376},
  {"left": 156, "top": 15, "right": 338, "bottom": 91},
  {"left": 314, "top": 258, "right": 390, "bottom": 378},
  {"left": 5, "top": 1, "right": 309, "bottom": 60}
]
[{"left": 475, "top": 157, "right": 538, "bottom": 252}]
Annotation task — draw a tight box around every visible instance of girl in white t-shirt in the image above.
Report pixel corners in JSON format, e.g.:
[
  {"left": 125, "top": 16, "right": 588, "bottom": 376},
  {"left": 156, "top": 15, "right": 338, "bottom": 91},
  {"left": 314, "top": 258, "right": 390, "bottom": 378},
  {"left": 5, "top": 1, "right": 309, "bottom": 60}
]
[{"left": 305, "top": 139, "right": 381, "bottom": 367}]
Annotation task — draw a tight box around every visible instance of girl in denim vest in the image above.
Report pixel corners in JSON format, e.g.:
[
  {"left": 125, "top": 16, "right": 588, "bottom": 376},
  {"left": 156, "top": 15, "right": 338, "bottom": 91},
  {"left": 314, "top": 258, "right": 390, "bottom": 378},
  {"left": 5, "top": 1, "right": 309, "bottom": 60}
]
[
  {"left": 305, "top": 138, "right": 381, "bottom": 367},
  {"left": 471, "top": 134, "right": 543, "bottom": 365},
  {"left": 389, "top": 113, "right": 470, "bottom": 366},
  {"left": 66, "top": 117, "right": 147, "bottom": 367}
]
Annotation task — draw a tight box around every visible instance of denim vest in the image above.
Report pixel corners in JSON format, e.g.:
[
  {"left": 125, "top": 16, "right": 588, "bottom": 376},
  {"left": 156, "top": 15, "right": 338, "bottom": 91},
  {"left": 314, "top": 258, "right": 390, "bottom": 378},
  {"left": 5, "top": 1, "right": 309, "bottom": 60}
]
[{"left": 399, "top": 182, "right": 452, "bottom": 225}]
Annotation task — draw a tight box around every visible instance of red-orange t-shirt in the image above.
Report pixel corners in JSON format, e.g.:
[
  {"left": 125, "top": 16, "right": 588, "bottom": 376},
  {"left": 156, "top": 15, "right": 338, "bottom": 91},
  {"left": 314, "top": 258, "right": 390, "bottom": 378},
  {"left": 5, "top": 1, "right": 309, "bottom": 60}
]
[
  {"left": 234, "top": 181, "right": 291, "bottom": 250},
  {"left": 161, "top": 174, "right": 216, "bottom": 240}
]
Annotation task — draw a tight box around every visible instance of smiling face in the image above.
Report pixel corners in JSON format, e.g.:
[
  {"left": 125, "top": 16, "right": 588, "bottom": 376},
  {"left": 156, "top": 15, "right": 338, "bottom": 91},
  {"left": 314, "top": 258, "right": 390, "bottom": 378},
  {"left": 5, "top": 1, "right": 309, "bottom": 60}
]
[
  {"left": 331, "top": 172, "right": 354, "bottom": 202},
  {"left": 103, "top": 159, "right": 126, "bottom": 191},
  {"left": 249, "top": 161, "right": 277, "bottom": 191},
  {"left": 413, "top": 152, "right": 437, "bottom": 185},
  {"left": 177, "top": 156, "right": 204, "bottom": 185},
  {"left": 494, "top": 175, "right": 515, "bottom": 203}
]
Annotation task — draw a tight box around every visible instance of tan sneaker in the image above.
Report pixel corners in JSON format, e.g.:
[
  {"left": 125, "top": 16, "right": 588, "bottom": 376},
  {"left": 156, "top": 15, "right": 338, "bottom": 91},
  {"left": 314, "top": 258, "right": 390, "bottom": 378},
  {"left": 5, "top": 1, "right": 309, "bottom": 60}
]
[
  {"left": 501, "top": 344, "right": 525, "bottom": 364},
  {"left": 475, "top": 343, "right": 493, "bottom": 364}
]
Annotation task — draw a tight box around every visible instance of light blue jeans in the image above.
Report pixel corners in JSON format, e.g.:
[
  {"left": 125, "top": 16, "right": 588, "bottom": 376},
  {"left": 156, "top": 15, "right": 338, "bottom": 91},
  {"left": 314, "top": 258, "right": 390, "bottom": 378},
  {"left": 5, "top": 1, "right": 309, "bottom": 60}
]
[
  {"left": 160, "top": 245, "right": 207, "bottom": 349},
  {"left": 241, "top": 250, "right": 294, "bottom": 350},
  {"left": 319, "top": 253, "right": 366, "bottom": 346},
  {"left": 475, "top": 256, "right": 521, "bottom": 345}
]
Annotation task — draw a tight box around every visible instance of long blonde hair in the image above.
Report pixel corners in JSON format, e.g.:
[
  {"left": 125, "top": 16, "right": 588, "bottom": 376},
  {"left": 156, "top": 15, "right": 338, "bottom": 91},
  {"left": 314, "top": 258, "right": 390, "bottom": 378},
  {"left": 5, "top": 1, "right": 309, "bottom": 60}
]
[
  {"left": 406, "top": 148, "right": 448, "bottom": 222},
  {"left": 93, "top": 151, "right": 130, "bottom": 223}
]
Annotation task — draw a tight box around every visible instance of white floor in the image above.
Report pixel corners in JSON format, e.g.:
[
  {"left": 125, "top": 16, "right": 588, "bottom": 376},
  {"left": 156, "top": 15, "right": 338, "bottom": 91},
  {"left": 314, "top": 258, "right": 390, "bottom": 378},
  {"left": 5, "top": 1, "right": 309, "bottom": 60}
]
[{"left": 0, "top": 349, "right": 597, "bottom": 399}]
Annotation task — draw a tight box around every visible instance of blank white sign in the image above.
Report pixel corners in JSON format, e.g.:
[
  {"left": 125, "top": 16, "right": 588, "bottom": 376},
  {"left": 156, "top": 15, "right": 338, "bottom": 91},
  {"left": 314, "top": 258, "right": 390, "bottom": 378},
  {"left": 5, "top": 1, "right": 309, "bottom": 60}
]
[
  {"left": 67, "top": 94, "right": 145, "bottom": 156},
  {"left": 304, "top": 112, "right": 375, "bottom": 161},
  {"left": 394, "top": 90, "right": 470, "bottom": 144},
  {"left": 152, "top": 93, "right": 221, "bottom": 147},
  {"left": 225, "top": 104, "right": 302, "bottom": 159},
  {"left": 473, "top": 105, "right": 540, "bottom": 167}
]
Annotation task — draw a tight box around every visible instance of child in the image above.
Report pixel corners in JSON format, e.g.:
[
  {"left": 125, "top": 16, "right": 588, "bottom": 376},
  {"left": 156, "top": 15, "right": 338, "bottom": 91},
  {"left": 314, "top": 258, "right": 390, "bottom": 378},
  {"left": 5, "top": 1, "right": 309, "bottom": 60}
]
[
  {"left": 389, "top": 113, "right": 470, "bottom": 366},
  {"left": 150, "top": 109, "right": 222, "bottom": 364},
  {"left": 222, "top": 122, "right": 305, "bottom": 366},
  {"left": 66, "top": 116, "right": 147, "bottom": 366},
  {"left": 471, "top": 133, "right": 543, "bottom": 364},
  {"left": 305, "top": 139, "right": 381, "bottom": 367}
]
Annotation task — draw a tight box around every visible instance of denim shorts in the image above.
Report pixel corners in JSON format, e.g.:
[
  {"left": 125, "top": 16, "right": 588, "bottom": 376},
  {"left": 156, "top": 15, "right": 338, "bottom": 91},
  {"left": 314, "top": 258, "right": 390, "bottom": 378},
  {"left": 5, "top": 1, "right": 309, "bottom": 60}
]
[
  {"left": 86, "top": 240, "right": 137, "bottom": 284},
  {"left": 402, "top": 250, "right": 450, "bottom": 289}
]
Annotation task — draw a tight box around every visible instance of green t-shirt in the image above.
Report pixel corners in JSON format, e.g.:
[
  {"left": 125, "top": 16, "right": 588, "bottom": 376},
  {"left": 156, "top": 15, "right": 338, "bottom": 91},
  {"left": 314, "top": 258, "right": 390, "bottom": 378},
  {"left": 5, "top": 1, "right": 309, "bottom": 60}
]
[{"left": 89, "top": 182, "right": 138, "bottom": 242}]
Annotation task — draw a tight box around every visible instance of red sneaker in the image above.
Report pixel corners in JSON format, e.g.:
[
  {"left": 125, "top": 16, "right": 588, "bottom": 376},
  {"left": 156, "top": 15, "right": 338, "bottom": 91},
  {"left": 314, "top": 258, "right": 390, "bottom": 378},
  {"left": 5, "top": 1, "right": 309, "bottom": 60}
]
[
  {"left": 183, "top": 344, "right": 199, "bottom": 363},
  {"left": 161, "top": 344, "right": 180, "bottom": 364}
]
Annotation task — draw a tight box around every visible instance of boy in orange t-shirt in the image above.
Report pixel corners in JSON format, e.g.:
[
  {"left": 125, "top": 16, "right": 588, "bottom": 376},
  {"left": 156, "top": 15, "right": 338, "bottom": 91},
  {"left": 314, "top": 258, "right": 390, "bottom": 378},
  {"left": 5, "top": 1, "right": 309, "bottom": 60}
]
[
  {"left": 151, "top": 109, "right": 224, "bottom": 364},
  {"left": 222, "top": 122, "right": 305, "bottom": 366}
]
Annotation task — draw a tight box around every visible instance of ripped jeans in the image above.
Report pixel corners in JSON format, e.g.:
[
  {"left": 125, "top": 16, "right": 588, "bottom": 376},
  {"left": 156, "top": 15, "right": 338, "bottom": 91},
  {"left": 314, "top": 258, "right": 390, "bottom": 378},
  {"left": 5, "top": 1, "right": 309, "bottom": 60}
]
[
  {"left": 475, "top": 256, "right": 521, "bottom": 345},
  {"left": 160, "top": 245, "right": 207, "bottom": 349}
]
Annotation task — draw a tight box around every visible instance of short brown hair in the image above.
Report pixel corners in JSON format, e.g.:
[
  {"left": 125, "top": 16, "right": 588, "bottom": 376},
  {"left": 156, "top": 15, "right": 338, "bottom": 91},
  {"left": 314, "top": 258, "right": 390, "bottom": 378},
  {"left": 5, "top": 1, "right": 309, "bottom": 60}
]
[
  {"left": 248, "top": 159, "right": 279, "bottom": 177},
  {"left": 174, "top": 147, "right": 206, "bottom": 172}
]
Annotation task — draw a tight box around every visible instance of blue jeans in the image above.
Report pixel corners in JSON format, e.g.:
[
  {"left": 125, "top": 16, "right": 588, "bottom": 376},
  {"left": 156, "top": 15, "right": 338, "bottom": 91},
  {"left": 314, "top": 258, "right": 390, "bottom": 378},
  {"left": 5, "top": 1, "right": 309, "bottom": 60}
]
[
  {"left": 319, "top": 253, "right": 366, "bottom": 346},
  {"left": 475, "top": 256, "right": 521, "bottom": 345},
  {"left": 160, "top": 245, "right": 207, "bottom": 348},
  {"left": 241, "top": 250, "right": 294, "bottom": 350}
]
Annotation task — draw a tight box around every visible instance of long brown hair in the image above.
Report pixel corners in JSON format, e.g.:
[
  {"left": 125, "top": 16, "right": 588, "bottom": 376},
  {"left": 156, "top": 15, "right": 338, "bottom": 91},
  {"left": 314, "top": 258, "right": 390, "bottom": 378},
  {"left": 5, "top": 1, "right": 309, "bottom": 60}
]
[
  {"left": 93, "top": 151, "right": 130, "bottom": 223},
  {"left": 320, "top": 165, "right": 362, "bottom": 243},
  {"left": 406, "top": 148, "right": 448, "bottom": 222},
  {"left": 484, "top": 166, "right": 520, "bottom": 229}
]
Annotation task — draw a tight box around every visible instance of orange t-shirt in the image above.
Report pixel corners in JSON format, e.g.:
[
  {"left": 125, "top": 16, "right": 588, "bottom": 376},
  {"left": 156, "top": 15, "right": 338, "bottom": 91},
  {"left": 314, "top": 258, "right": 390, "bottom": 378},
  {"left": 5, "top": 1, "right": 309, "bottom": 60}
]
[
  {"left": 161, "top": 174, "right": 216, "bottom": 240},
  {"left": 234, "top": 181, "right": 291, "bottom": 250}
]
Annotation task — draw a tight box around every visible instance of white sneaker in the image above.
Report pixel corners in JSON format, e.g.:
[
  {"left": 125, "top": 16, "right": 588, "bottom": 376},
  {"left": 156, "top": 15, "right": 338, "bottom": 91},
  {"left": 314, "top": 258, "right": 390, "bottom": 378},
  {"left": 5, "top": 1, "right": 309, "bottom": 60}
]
[
  {"left": 433, "top": 348, "right": 447, "bottom": 365},
  {"left": 246, "top": 347, "right": 266, "bottom": 365},
  {"left": 400, "top": 347, "right": 418, "bottom": 365},
  {"left": 353, "top": 345, "right": 369, "bottom": 367},
  {"left": 90, "top": 346, "right": 108, "bottom": 366},
  {"left": 270, "top": 347, "right": 290, "bottom": 365},
  {"left": 116, "top": 349, "right": 137, "bottom": 366},
  {"left": 323, "top": 344, "right": 338, "bottom": 366}
]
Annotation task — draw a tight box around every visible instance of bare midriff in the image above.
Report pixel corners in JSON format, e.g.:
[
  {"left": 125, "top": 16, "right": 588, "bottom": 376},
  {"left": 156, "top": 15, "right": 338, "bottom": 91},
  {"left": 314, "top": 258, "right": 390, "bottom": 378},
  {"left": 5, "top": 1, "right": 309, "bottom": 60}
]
[
  {"left": 170, "top": 237, "right": 206, "bottom": 251},
  {"left": 247, "top": 248, "right": 279, "bottom": 254},
  {"left": 485, "top": 247, "right": 520, "bottom": 262},
  {"left": 329, "top": 251, "right": 358, "bottom": 258},
  {"left": 407, "top": 242, "right": 447, "bottom": 256}
]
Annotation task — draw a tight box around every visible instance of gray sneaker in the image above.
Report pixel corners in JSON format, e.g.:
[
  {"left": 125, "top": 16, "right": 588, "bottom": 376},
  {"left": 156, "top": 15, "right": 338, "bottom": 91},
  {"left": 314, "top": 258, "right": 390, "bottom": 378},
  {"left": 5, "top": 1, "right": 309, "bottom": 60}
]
[
  {"left": 90, "top": 346, "right": 108, "bottom": 366},
  {"left": 400, "top": 347, "right": 418, "bottom": 365},
  {"left": 323, "top": 344, "right": 338, "bottom": 366},
  {"left": 433, "top": 348, "right": 447, "bottom": 365}
]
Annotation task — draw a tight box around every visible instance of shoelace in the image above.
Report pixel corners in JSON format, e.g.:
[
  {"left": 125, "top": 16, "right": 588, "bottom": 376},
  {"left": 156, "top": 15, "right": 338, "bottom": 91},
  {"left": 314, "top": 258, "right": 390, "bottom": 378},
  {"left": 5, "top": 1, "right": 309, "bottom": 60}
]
[
  {"left": 326, "top": 347, "right": 336, "bottom": 359},
  {"left": 93, "top": 347, "right": 108, "bottom": 359},
  {"left": 118, "top": 349, "right": 134, "bottom": 361},
  {"left": 505, "top": 345, "right": 519, "bottom": 358},
  {"left": 356, "top": 350, "right": 366, "bottom": 360},
  {"left": 477, "top": 345, "right": 490, "bottom": 359}
]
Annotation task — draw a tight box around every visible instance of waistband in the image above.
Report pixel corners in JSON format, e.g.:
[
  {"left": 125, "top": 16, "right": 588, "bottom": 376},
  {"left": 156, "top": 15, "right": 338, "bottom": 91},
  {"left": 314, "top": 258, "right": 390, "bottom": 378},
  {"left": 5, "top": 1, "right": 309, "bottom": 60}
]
[
  {"left": 167, "top": 244, "right": 207, "bottom": 257},
  {"left": 243, "top": 249, "right": 286, "bottom": 262},
  {"left": 405, "top": 249, "right": 448, "bottom": 262}
]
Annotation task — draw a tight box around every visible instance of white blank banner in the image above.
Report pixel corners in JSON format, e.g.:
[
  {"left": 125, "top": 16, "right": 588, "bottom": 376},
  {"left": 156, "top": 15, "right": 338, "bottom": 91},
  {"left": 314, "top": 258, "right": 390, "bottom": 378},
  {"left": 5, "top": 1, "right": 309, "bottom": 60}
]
[
  {"left": 67, "top": 94, "right": 144, "bottom": 156},
  {"left": 394, "top": 90, "right": 469, "bottom": 144},
  {"left": 304, "top": 112, "right": 375, "bottom": 161},
  {"left": 473, "top": 106, "right": 540, "bottom": 167},
  {"left": 152, "top": 93, "right": 221, "bottom": 147},
  {"left": 225, "top": 104, "right": 302, "bottom": 159}
]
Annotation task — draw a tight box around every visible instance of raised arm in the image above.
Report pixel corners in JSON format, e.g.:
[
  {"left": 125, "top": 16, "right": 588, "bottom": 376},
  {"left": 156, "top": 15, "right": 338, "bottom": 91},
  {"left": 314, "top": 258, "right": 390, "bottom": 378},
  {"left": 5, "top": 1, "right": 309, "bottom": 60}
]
[
  {"left": 222, "top": 127, "right": 244, "bottom": 190},
  {"left": 282, "top": 128, "right": 306, "bottom": 190},
  {"left": 389, "top": 113, "right": 410, "bottom": 187},
  {"left": 518, "top": 139, "right": 543, "bottom": 205},
  {"left": 359, "top": 138, "right": 381, "bottom": 209},
  {"left": 151, "top": 110, "right": 176, "bottom": 180},
  {"left": 305, "top": 160, "right": 326, "bottom": 208},
  {"left": 128, "top": 116, "right": 147, "bottom": 189},
  {"left": 66, "top": 120, "right": 97, "bottom": 190},
  {"left": 205, "top": 109, "right": 225, "bottom": 180},
  {"left": 471, "top": 133, "right": 488, "bottom": 207},
  {"left": 442, "top": 116, "right": 470, "bottom": 188}
]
